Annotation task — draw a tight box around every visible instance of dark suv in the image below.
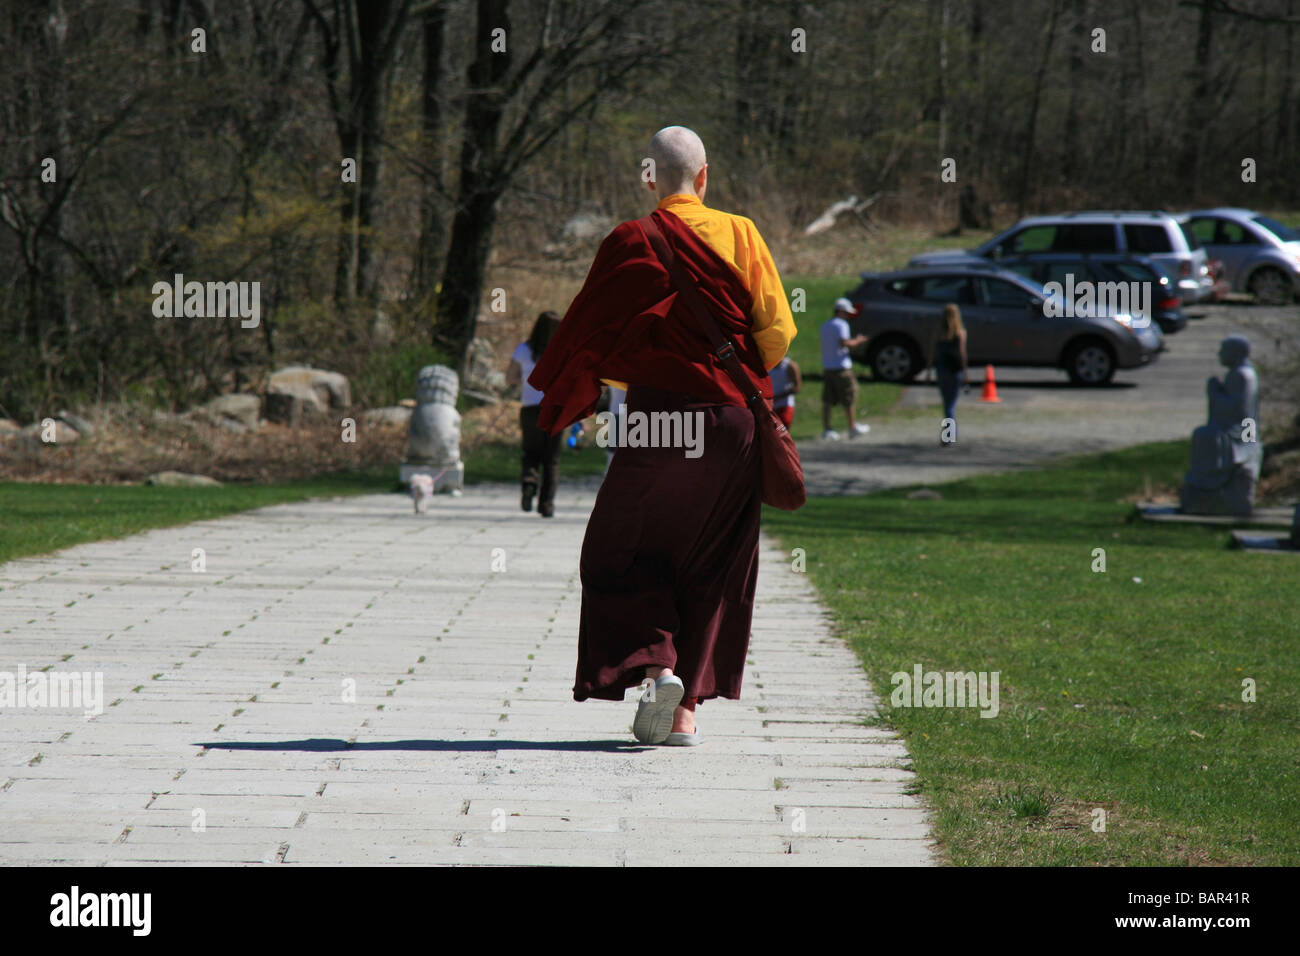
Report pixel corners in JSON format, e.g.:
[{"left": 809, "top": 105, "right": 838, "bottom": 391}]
[
  {"left": 994, "top": 254, "right": 1187, "bottom": 333},
  {"left": 845, "top": 263, "right": 1163, "bottom": 386}
]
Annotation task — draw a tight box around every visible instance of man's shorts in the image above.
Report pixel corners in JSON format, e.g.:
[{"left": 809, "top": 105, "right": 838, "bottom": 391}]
[{"left": 822, "top": 368, "right": 857, "bottom": 408}]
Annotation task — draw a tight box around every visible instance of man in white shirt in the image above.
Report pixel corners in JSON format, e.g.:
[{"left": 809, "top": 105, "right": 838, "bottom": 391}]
[{"left": 820, "top": 298, "right": 869, "bottom": 440}]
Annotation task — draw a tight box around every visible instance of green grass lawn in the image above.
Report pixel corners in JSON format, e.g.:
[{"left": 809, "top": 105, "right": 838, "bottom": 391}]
[
  {"left": 763, "top": 440, "right": 1300, "bottom": 866},
  {"left": 0, "top": 439, "right": 610, "bottom": 567}
]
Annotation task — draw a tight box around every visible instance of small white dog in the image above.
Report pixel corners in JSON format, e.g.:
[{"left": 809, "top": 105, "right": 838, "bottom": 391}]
[{"left": 409, "top": 473, "right": 435, "bottom": 513}]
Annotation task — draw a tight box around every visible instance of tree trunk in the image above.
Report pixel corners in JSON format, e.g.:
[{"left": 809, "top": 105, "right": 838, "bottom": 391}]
[
  {"left": 329, "top": 0, "right": 410, "bottom": 303},
  {"left": 1182, "top": 0, "right": 1215, "bottom": 195},
  {"left": 435, "top": 189, "right": 500, "bottom": 364},
  {"left": 415, "top": 2, "right": 448, "bottom": 296},
  {"left": 1060, "top": 0, "right": 1084, "bottom": 181},
  {"left": 335, "top": 123, "right": 361, "bottom": 302},
  {"left": 432, "top": 0, "right": 511, "bottom": 365},
  {"left": 1279, "top": 0, "right": 1295, "bottom": 161},
  {"left": 1129, "top": 0, "right": 1152, "bottom": 195},
  {"left": 1016, "top": 0, "right": 1062, "bottom": 216}
]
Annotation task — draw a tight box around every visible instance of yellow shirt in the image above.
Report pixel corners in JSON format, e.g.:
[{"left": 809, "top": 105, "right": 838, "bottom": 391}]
[{"left": 601, "top": 192, "right": 797, "bottom": 391}]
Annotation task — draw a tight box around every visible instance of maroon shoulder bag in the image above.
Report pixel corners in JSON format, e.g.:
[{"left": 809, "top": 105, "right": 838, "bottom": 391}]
[{"left": 639, "top": 214, "right": 806, "bottom": 512}]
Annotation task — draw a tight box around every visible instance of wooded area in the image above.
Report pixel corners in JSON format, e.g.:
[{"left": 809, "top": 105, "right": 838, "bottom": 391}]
[{"left": 2, "top": 0, "right": 1298, "bottom": 421}]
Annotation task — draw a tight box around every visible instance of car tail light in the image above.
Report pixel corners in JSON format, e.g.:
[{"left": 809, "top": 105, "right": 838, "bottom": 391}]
[{"left": 1160, "top": 296, "right": 1180, "bottom": 310}]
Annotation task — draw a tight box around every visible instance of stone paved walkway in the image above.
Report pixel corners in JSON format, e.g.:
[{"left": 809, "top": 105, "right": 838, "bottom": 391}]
[{"left": 0, "top": 482, "right": 935, "bottom": 866}]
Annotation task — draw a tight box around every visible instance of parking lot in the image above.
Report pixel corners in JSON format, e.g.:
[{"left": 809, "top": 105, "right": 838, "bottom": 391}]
[{"left": 799, "top": 299, "right": 1296, "bottom": 496}]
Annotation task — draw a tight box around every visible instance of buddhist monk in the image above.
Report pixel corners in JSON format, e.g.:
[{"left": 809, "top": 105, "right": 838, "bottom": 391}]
[{"left": 528, "top": 126, "right": 795, "bottom": 746}]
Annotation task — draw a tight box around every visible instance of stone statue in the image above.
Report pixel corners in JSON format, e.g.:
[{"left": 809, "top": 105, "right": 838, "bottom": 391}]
[
  {"left": 1180, "top": 335, "right": 1261, "bottom": 516},
  {"left": 400, "top": 365, "right": 464, "bottom": 494}
]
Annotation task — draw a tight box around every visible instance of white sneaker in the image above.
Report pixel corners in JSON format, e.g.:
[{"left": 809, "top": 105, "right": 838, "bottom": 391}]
[
  {"left": 851, "top": 423, "right": 870, "bottom": 437},
  {"left": 822, "top": 429, "right": 841, "bottom": 441},
  {"left": 633, "top": 675, "right": 684, "bottom": 744}
]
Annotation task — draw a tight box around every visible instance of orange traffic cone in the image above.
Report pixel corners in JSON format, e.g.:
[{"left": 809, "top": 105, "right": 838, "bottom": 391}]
[{"left": 980, "top": 365, "right": 1001, "bottom": 403}]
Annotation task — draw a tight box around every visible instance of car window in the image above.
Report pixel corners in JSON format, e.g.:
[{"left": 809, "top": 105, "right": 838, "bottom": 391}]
[
  {"left": 1124, "top": 224, "right": 1173, "bottom": 254},
  {"left": 1178, "top": 222, "right": 1202, "bottom": 249},
  {"left": 1001, "top": 261, "right": 1040, "bottom": 281},
  {"left": 1187, "top": 218, "right": 1216, "bottom": 244},
  {"left": 1251, "top": 215, "right": 1299, "bottom": 242},
  {"left": 1002, "top": 225, "right": 1056, "bottom": 255},
  {"left": 1053, "top": 223, "right": 1117, "bottom": 253},
  {"left": 910, "top": 275, "right": 975, "bottom": 304},
  {"left": 884, "top": 278, "right": 911, "bottom": 296},
  {"left": 1041, "top": 263, "right": 1089, "bottom": 289},
  {"left": 1106, "top": 261, "right": 1157, "bottom": 283},
  {"left": 1218, "top": 220, "right": 1259, "bottom": 245},
  {"left": 980, "top": 278, "right": 1036, "bottom": 309}
]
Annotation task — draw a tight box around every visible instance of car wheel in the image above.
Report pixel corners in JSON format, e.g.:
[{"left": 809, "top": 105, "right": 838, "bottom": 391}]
[
  {"left": 1248, "top": 267, "right": 1291, "bottom": 306},
  {"left": 1065, "top": 339, "right": 1115, "bottom": 386},
  {"left": 868, "top": 337, "right": 919, "bottom": 383}
]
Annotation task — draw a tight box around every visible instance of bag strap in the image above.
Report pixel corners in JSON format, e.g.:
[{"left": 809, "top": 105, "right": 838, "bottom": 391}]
[{"left": 639, "top": 214, "right": 764, "bottom": 409}]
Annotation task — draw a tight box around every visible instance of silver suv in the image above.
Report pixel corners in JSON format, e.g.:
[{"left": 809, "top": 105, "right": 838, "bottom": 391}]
[{"left": 912, "top": 211, "right": 1214, "bottom": 304}]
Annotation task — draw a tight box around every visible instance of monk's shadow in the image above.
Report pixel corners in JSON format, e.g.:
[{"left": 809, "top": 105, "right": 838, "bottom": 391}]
[{"left": 196, "top": 738, "right": 650, "bottom": 753}]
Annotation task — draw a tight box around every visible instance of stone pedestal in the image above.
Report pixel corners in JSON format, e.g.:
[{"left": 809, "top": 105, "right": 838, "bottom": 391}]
[{"left": 1179, "top": 456, "right": 1261, "bottom": 517}]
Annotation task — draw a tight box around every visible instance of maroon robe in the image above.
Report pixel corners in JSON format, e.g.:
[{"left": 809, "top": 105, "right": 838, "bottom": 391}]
[{"left": 527, "top": 209, "right": 767, "bottom": 705}]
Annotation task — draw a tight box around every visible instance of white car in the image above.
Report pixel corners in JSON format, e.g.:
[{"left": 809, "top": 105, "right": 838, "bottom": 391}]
[{"left": 1178, "top": 209, "right": 1300, "bottom": 305}]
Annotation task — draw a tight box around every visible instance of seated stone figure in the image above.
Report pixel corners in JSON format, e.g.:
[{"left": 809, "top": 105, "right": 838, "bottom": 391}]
[
  {"left": 400, "top": 364, "right": 464, "bottom": 493},
  {"left": 1180, "top": 335, "right": 1261, "bottom": 516}
]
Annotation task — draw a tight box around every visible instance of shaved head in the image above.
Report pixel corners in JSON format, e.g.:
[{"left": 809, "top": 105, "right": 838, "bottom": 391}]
[{"left": 646, "top": 126, "right": 707, "bottom": 197}]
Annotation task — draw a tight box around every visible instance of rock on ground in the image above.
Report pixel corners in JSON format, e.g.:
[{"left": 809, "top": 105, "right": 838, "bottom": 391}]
[
  {"left": 266, "top": 367, "right": 351, "bottom": 426},
  {"left": 145, "top": 471, "right": 222, "bottom": 487},
  {"left": 196, "top": 394, "right": 261, "bottom": 431}
]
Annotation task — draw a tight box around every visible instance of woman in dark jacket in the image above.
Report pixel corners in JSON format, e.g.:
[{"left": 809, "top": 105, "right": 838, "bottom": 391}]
[{"left": 506, "top": 311, "right": 563, "bottom": 516}]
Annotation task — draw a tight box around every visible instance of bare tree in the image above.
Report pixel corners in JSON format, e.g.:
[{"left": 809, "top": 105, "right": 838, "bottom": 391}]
[
  {"left": 432, "top": 0, "right": 664, "bottom": 366},
  {"left": 304, "top": 0, "right": 414, "bottom": 304}
]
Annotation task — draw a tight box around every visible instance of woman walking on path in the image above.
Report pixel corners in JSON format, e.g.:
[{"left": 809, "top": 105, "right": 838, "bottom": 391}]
[
  {"left": 507, "top": 311, "right": 564, "bottom": 517},
  {"left": 931, "top": 303, "right": 968, "bottom": 446}
]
